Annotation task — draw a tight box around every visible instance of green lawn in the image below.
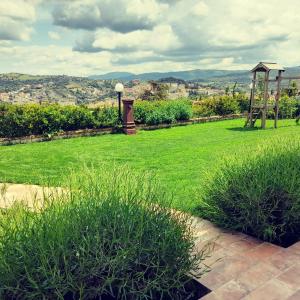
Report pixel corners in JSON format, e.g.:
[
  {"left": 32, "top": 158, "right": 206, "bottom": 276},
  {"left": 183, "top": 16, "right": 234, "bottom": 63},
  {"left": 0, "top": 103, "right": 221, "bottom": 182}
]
[{"left": 0, "top": 119, "right": 299, "bottom": 212}]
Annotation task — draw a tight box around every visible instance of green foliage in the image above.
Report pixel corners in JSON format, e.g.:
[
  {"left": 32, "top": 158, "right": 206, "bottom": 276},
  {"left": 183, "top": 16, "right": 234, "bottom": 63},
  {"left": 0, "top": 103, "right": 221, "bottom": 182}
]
[
  {"left": 0, "top": 119, "right": 299, "bottom": 212},
  {"left": 0, "top": 166, "right": 207, "bottom": 299},
  {"left": 197, "top": 138, "right": 300, "bottom": 245},
  {"left": 279, "top": 96, "right": 298, "bottom": 119},
  {"left": 0, "top": 103, "right": 118, "bottom": 138},
  {"left": 192, "top": 95, "right": 248, "bottom": 117},
  {"left": 134, "top": 99, "right": 193, "bottom": 125}
]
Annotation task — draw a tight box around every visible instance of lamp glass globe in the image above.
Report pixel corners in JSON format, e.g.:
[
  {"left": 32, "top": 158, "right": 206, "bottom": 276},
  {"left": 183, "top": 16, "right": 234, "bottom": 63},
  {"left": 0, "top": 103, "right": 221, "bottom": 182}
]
[{"left": 115, "top": 83, "right": 124, "bottom": 93}]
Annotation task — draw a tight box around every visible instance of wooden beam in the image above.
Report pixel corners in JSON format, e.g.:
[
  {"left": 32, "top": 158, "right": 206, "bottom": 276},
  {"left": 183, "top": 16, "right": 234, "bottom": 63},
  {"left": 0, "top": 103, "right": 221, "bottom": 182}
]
[
  {"left": 275, "top": 70, "right": 283, "bottom": 129},
  {"left": 248, "top": 71, "right": 257, "bottom": 127},
  {"left": 280, "top": 76, "right": 300, "bottom": 80},
  {"left": 261, "top": 71, "right": 270, "bottom": 129},
  {"left": 252, "top": 79, "right": 278, "bottom": 83}
]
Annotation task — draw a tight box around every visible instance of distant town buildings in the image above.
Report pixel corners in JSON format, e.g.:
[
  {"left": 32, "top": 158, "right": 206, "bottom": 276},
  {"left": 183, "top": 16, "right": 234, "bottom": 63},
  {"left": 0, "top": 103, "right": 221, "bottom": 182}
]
[{"left": 0, "top": 74, "right": 226, "bottom": 105}]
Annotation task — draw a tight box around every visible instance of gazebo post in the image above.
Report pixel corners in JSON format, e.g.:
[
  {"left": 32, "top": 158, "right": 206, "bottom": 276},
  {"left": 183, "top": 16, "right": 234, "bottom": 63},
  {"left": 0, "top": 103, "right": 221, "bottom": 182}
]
[
  {"left": 274, "top": 70, "right": 282, "bottom": 129},
  {"left": 261, "top": 70, "right": 270, "bottom": 129},
  {"left": 249, "top": 71, "right": 257, "bottom": 127}
]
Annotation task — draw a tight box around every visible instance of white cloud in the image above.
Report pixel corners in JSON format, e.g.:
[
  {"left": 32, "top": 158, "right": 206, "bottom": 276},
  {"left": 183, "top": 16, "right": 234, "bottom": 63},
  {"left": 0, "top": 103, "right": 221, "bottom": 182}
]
[
  {"left": 48, "top": 31, "right": 61, "bottom": 40},
  {"left": 0, "top": 45, "right": 113, "bottom": 76},
  {"left": 2, "top": 0, "right": 300, "bottom": 74},
  {"left": 0, "top": 0, "right": 38, "bottom": 41},
  {"left": 93, "top": 25, "right": 181, "bottom": 52},
  {"left": 193, "top": 2, "right": 209, "bottom": 16}
]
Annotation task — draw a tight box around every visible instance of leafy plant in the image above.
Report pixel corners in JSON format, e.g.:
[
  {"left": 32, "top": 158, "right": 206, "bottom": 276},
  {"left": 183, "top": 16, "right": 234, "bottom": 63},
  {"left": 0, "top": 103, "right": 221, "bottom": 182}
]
[
  {"left": 0, "top": 103, "right": 118, "bottom": 138},
  {"left": 197, "top": 138, "right": 300, "bottom": 246},
  {"left": 0, "top": 166, "right": 208, "bottom": 299},
  {"left": 135, "top": 100, "right": 193, "bottom": 125},
  {"left": 192, "top": 95, "right": 248, "bottom": 117}
]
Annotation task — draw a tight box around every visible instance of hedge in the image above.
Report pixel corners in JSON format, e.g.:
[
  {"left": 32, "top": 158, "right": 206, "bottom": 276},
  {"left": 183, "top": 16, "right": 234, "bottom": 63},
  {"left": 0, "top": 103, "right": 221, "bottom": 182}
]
[
  {"left": 192, "top": 95, "right": 249, "bottom": 117},
  {"left": 0, "top": 104, "right": 118, "bottom": 138},
  {"left": 0, "top": 95, "right": 298, "bottom": 138}
]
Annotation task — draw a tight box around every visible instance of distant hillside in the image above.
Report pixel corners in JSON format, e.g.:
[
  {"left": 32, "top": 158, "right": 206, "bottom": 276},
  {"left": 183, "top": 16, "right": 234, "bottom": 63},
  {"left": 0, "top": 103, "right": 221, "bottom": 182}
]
[
  {"left": 89, "top": 69, "right": 248, "bottom": 81},
  {"left": 90, "top": 72, "right": 134, "bottom": 80},
  {"left": 89, "top": 66, "right": 300, "bottom": 83}
]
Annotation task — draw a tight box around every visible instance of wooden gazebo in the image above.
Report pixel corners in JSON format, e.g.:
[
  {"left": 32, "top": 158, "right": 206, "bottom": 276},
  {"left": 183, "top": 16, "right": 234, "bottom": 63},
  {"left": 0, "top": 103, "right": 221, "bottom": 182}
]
[{"left": 245, "top": 62, "right": 285, "bottom": 129}]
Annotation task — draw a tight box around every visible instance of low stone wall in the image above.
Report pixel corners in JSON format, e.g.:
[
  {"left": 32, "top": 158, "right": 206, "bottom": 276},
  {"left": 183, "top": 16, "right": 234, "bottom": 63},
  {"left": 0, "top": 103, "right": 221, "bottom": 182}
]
[
  {"left": 139, "top": 114, "right": 244, "bottom": 130},
  {"left": 0, "top": 114, "right": 245, "bottom": 146}
]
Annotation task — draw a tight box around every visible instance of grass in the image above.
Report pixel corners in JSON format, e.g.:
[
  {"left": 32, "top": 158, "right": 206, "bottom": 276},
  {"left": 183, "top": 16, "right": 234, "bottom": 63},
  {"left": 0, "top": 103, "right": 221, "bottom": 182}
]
[
  {"left": 197, "top": 138, "right": 300, "bottom": 246},
  {"left": 0, "top": 118, "right": 299, "bottom": 212},
  {"left": 0, "top": 167, "right": 207, "bottom": 299}
]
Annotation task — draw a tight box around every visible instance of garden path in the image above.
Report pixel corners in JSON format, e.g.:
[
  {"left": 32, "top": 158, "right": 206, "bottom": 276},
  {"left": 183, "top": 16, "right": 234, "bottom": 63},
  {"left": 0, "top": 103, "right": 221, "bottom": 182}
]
[{"left": 1, "top": 183, "right": 300, "bottom": 300}]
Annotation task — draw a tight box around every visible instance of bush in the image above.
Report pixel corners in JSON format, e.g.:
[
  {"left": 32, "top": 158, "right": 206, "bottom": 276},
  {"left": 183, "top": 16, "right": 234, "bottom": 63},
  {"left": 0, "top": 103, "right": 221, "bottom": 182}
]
[
  {"left": 192, "top": 95, "right": 248, "bottom": 118},
  {"left": 279, "top": 96, "right": 298, "bottom": 119},
  {"left": 0, "top": 167, "right": 208, "bottom": 299},
  {"left": 214, "top": 96, "right": 239, "bottom": 115},
  {"left": 0, "top": 103, "right": 118, "bottom": 138},
  {"left": 135, "top": 100, "right": 193, "bottom": 125},
  {"left": 197, "top": 138, "right": 300, "bottom": 246}
]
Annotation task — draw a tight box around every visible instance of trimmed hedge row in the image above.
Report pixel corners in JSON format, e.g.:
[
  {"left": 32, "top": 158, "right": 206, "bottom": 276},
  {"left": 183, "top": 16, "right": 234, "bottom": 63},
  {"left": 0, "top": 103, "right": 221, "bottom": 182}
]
[
  {"left": 0, "top": 104, "right": 118, "bottom": 138},
  {"left": 0, "top": 101, "right": 193, "bottom": 138},
  {"left": 134, "top": 99, "right": 193, "bottom": 125},
  {"left": 192, "top": 95, "right": 249, "bottom": 117},
  {"left": 1, "top": 95, "right": 298, "bottom": 138}
]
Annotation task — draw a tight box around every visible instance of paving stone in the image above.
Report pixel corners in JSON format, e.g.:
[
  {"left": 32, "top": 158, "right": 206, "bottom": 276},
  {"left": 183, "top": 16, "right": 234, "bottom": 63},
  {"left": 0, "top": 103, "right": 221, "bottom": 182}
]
[
  {"left": 228, "top": 238, "right": 261, "bottom": 253},
  {"left": 212, "top": 255, "right": 254, "bottom": 280},
  {"left": 287, "top": 242, "right": 300, "bottom": 254},
  {"left": 242, "top": 279, "right": 294, "bottom": 300},
  {"left": 287, "top": 290, "right": 300, "bottom": 300},
  {"left": 200, "top": 271, "right": 229, "bottom": 290},
  {"left": 267, "top": 249, "right": 300, "bottom": 271},
  {"left": 212, "top": 280, "right": 248, "bottom": 300},
  {"left": 200, "top": 291, "right": 219, "bottom": 300},
  {"left": 278, "top": 264, "right": 300, "bottom": 291},
  {"left": 217, "top": 233, "right": 246, "bottom": 247},
  {"left": 237, "top": 262, "right": 281, "bottom": 292},
  {"left": 242, "top": 242, "right": 281, "bottom": 260},
  {"left": 202, "top": 246, "right": 242, "bottom": 269}
]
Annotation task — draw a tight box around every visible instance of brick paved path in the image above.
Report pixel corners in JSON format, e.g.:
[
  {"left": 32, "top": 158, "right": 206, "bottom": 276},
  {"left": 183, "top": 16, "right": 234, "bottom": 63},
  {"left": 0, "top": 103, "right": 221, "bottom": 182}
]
[
  {"left": 193, "top": 217, "right": 300, "bottom": 300},
  {"left": 1, "top": 184, "right": 300, "bottom": 299}
]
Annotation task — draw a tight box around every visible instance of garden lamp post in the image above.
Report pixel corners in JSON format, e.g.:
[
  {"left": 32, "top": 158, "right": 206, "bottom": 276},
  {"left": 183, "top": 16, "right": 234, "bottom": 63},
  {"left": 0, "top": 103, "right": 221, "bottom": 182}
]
[{"left": 115, "top": 83, "right": 124, "bottom": 122}]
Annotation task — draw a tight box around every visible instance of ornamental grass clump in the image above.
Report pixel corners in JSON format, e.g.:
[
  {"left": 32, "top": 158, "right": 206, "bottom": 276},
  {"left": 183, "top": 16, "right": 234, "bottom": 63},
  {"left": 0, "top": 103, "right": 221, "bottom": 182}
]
[
  {"left": 197, "top": 137, "right": 300, "bottom": 247},
  {"left": 0, "top": 167, "right": 207, "bottom": 300}
]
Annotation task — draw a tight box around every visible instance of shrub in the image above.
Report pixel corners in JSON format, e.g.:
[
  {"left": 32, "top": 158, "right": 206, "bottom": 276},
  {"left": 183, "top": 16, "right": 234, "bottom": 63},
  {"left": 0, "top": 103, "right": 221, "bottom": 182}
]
[
  {"left": 214, "top": 96, "right": 239, "bottom": 115},
  {"left": 197, "top": 138, "right": 300, "bottom": 246},
  {"left": 0, "top": 167, "right": 208, "bottom": 299},
  {"left": 279, "top": 96, "right": 298, "bottom": 119},
  {"left": 0, "top": 104, "right": 118, "bottom": 138},
  {"left": 192, "top": 95, "right": 247, "bottom": 118},
  {"left": 135, "top": 100, "right": 193, "bottom": 126},
  {"left": 192, "top": 99, "right": 216, "bottom": 117}
]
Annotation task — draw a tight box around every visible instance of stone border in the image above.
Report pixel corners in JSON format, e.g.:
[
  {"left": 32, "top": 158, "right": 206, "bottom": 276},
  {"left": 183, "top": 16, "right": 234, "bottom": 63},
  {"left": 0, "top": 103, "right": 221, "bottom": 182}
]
[
  {"left": 0, "top": 114, "right": 245, "bottom": 146},
  {"left": 139, "top": 114, "right": 244, "bottom": 130}
]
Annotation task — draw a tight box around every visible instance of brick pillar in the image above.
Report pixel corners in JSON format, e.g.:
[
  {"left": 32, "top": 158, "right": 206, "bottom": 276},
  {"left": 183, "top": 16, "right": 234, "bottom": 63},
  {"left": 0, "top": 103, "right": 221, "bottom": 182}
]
[{"left": 122, "top": 99, "right": 136, "bottom": 135}]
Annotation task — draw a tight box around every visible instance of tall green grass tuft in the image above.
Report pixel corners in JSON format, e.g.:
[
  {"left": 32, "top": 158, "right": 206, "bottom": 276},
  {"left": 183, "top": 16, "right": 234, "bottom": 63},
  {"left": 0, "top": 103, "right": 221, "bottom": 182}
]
[
  {"left": 0, "top": 166, "right": 207, "bottom": 299},
  {"left": 197, "top": 137, "right": 300, "bottom": 246}
]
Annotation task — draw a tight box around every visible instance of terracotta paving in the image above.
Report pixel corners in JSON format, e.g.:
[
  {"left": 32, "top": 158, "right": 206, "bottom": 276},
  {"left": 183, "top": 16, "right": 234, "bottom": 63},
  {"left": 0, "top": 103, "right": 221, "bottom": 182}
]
[
  {"left": 1, "top": 184, "right": 300, "bottom": 299},
  {"left": 192, "top": 217, "right": 300, "bottom": 300}
]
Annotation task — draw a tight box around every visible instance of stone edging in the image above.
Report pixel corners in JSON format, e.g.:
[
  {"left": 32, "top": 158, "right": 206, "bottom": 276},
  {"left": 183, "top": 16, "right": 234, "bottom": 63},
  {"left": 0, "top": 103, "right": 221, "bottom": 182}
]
[{"left": 0, "top": 114, "right": 245, "bottom": 146}]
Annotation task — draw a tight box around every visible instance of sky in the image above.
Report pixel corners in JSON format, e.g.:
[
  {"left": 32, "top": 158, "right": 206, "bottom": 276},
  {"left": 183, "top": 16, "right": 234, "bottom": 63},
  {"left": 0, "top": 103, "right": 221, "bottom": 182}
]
[{"left": 0, "top": 0, "right": 300, "bottom": 76}]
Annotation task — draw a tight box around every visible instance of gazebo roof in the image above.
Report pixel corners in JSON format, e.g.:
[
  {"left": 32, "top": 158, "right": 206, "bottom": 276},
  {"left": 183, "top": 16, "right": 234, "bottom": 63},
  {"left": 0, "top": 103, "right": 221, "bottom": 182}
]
[{"left": 251, "top": 62, "right": 285, "bottom": 73}]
